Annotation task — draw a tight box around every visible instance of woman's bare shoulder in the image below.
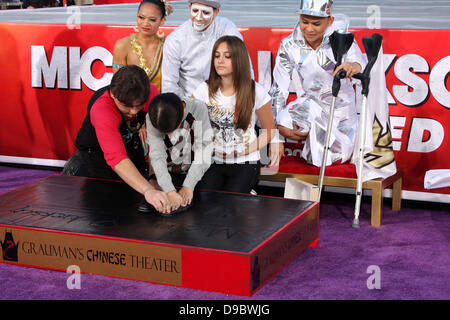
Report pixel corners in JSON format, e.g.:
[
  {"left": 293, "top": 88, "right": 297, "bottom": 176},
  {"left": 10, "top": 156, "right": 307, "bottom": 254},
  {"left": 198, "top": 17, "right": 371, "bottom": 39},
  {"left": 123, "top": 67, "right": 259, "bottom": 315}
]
[{"left": 114, "top": 35, "right": 132, "bottom": 52}]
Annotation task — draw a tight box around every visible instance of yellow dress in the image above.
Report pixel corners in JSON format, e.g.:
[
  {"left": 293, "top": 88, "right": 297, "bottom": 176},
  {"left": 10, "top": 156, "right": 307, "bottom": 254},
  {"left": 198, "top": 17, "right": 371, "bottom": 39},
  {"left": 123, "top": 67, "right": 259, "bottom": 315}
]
[{"left": 130, "top": 33, "right": 164, "bottom": 92}]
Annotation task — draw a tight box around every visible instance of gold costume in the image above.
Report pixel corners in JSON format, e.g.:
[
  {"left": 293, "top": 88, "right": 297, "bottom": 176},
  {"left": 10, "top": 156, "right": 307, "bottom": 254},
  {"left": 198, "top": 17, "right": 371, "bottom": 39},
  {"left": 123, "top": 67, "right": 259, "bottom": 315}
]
[{"left": 130, "top": 33, "right": 165, "bottom": 91}]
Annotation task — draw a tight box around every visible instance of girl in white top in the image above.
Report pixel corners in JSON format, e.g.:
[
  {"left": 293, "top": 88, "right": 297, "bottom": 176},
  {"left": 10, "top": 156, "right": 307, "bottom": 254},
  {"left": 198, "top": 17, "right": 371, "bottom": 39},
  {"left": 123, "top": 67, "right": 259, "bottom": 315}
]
[{"left": 193, "top": 35, "right": 278, "bottom": 193}]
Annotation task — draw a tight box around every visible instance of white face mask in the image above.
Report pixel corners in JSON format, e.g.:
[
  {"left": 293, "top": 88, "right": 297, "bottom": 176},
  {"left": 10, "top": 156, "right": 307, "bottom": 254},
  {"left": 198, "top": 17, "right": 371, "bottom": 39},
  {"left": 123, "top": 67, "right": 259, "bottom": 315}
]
[{"left": 190, "top": 4, "right": 215, "bottom": 32}]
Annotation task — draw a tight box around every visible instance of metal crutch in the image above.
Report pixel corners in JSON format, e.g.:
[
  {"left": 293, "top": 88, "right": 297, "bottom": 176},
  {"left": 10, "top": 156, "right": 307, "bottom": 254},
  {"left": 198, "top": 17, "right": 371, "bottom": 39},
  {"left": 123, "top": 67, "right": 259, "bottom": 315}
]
[
  {"left": 351, "top": 33, "right": 383, "bottom": 228},
  {"left": 317, "top": 31, "right": 356, "bottom": 202}
]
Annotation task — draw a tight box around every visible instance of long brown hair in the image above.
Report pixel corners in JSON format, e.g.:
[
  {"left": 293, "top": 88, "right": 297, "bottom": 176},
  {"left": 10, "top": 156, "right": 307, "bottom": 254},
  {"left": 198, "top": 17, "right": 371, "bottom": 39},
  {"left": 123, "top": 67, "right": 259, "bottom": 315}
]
[{"left": 207, "top": 36, "right": 255, "bottom": 130}]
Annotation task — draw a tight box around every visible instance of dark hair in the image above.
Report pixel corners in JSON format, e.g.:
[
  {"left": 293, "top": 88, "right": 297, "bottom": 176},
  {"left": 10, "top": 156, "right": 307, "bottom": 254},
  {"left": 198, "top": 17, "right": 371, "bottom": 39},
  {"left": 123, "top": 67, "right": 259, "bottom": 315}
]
[
  {"left": 110, "top": 65, "right": 150, "bottom": 106},
  {"left": 149, "top": 93, "right": 184, "bottom": 133},
  {"left": 138, "top": 0, "right": 167, "bottom": 18},
  {"left": 208, "top": 35, "right": 255, "bottom": 130},
  {"left": 29, "top": 0, "right": 44, "bottom": 8}
]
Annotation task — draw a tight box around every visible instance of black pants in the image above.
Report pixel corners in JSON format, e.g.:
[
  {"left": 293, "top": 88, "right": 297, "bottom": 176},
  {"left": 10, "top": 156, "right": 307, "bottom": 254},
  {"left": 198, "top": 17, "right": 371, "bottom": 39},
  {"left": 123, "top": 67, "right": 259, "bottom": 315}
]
[
  {"left": 62, "top": 146, "right": 147, "bottom": 180},
  {"left": 196, "top": 162, "right": 260, "bottom": 194},
  {"left": 169, "top": 172, "right": 187, "bottom": 189}
]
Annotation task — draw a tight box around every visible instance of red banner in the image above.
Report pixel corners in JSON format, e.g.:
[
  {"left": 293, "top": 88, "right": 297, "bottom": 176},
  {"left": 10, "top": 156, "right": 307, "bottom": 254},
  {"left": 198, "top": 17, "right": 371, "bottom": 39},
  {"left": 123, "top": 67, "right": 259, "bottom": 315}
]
[
  {"left": 93, "top": 0, "right": 140, "bottom": 4},
  {"left": 0, "top": 23, "right": 449, "bottom": 198},
  {"left": 93, "top": 0, "right": 181, "bottom": 4}
]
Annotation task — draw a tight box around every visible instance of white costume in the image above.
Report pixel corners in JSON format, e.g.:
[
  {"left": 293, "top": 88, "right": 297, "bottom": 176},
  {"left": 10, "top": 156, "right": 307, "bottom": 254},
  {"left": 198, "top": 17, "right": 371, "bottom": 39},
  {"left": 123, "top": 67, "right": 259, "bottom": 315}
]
[
  {"left": 161, "top": 16, "right": 243, "bottom": 98},
  {"left": 271, "top": 14, "right": 366, "bottom": 166}
]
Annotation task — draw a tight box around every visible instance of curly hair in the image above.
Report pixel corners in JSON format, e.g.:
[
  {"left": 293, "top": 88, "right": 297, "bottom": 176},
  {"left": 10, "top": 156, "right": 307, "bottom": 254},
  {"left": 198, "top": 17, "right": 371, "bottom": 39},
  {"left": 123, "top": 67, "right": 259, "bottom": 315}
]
[{"left": 110, "top": 65, "right": 150, "bottom": 106}]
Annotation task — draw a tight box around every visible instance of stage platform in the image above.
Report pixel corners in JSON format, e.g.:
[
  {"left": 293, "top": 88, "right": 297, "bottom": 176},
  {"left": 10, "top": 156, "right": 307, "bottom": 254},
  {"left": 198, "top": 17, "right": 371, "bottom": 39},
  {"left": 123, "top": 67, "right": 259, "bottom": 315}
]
[
  {"left": 0, "top": 0, "right": 449, "bottom": 29},
  {"left": 0, "top": 175, "right": 319, "bottom": 296}
]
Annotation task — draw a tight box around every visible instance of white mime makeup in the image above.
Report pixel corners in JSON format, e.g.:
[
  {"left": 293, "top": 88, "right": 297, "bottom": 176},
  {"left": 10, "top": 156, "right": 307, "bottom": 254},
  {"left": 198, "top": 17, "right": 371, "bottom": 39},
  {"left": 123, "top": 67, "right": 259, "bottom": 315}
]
[{"left": 190, "top": 4, "right": 215, "bottom": 31}]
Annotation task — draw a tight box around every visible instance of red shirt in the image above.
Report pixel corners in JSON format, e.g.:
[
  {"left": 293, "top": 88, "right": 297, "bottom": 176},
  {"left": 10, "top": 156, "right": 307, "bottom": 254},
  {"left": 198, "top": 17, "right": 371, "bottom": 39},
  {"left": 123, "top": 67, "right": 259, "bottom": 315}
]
[{"left": 90, "top": 83, "right": 159, "bottom": 169}]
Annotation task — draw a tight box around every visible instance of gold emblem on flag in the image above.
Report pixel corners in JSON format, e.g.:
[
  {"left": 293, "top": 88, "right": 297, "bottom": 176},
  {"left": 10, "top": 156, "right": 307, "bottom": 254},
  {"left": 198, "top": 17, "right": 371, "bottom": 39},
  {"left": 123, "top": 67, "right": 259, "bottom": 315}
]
[{"left": 365, "top": 116, "right": 395, "bottom": 169}]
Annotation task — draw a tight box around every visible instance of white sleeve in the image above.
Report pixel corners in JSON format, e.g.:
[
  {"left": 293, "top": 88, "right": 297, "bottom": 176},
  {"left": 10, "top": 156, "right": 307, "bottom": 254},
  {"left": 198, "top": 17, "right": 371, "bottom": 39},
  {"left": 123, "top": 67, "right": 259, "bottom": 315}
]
[
  {"left": 183, "top": 101, "right": 214, "bottom": 190},
  {"left": 222, "top": 18, "right": 243, "bottom": 39},
  {"left": 161, "top": 34, "right": 183, "bottom": 95},
  {"left": 270, "top": 39, "right": 295, "bottom": 118},
  {"left": 254, "top": 82, "right": 271, "bottom": 110},
  {"left": 146, "top": 116, "right": 176, "bottom": 193},
  {"left": 255, "top": 82, "right": 284, "bottom": 143},
  {"left": 192, "top": 82, "right": 209, "bottom": 102},
  {"left": 276, "top": 107, "right": 294, "bottom": 130},
  {"left": 344, "top": 41, "right": 367, "bottom": 71}
]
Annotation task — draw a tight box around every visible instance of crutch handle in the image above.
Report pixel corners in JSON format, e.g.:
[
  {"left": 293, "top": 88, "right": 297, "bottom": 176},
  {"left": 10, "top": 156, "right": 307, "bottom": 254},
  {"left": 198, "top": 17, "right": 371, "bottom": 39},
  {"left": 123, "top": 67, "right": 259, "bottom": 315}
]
[
  {"left": 336, "top": 68, "right": 347, "bottom": 79},
  {"left": 352, "top": 73, "right": 370, "bottom": 96},
  {"left": 351, "top": 33, "right": 383, "bottom": 98},
  {"left": 331, "top": 69, "right": 347, "bottom": 97},
  {"left": 352, "top": 73, "right": 364, "bottom": 81}
]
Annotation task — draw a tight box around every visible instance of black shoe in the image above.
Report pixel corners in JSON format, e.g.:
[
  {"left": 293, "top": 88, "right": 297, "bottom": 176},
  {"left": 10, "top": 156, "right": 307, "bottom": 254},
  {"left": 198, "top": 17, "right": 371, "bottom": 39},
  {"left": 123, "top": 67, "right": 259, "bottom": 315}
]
[{"left": 138, "top": 201, "right": 157, "bottom": 214}]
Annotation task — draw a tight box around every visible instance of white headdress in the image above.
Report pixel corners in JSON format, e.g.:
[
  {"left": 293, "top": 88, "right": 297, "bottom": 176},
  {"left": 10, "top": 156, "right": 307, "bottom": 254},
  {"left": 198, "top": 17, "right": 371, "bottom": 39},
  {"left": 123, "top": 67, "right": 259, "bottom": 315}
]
[{"left": 297, "top": 0, "right": 333, "bottom": 17}]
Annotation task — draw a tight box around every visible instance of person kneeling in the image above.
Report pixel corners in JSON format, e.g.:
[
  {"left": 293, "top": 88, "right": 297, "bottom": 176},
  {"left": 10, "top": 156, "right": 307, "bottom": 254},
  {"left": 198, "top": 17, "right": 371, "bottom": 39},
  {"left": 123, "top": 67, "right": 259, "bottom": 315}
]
[
  {"left": 271, "top": 0, "right": 365, "bottom": 166},
  {"left": 62, "top": 65, "right": 169, "bottom": 213},
  {"left": 146, "top": 93, "right": 213, "bottom": 213},
  {"left": 193, "top": 35, "right": 279, "bottom": 193}
]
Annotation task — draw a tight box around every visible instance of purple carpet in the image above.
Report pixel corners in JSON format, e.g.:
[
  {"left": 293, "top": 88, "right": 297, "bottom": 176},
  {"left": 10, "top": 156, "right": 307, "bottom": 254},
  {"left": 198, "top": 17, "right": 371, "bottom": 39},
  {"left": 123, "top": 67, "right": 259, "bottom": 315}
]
[{"left": 0, "top": 165, "right": 449, "bottom": 300}]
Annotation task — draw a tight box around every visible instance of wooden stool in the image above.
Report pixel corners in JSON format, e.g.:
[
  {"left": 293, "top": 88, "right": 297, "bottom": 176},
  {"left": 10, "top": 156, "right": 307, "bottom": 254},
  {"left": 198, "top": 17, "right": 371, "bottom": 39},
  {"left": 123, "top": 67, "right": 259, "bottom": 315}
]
[{"left": 260, "top": 156, "right": 402, "bottom": 226}]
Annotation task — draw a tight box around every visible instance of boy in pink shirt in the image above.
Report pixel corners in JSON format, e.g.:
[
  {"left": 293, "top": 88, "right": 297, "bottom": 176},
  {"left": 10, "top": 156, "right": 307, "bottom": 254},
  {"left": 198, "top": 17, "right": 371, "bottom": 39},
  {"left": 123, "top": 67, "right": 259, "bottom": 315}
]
[{"left": 62, "top": 65, "right": 170, "bottom": 213}]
